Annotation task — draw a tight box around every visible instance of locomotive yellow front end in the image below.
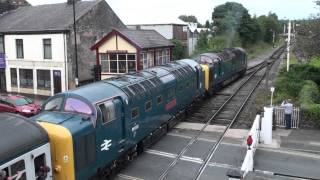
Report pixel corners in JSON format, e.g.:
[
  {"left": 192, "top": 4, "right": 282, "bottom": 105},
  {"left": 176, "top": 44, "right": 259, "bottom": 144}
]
[{"left": 38, "top": 122, "right": 75, "bottom": 180}]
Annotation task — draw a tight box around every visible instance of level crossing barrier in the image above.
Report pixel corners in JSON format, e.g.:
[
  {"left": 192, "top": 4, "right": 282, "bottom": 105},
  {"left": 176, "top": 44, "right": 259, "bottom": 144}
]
[{"left": 240, "top": 115, "right": 261, "bottom": 177}]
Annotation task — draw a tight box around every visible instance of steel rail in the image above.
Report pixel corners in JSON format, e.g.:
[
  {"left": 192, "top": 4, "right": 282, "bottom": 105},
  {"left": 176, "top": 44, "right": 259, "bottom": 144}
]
[
  {"left": 158, "top": 61, "right": 267, "bottom": 180},
  {"left": 193, "top": 46, "right": 285, "bottom": 180},
  {"left": 194, "top": 66, "right": 266, "bottom": 180}
]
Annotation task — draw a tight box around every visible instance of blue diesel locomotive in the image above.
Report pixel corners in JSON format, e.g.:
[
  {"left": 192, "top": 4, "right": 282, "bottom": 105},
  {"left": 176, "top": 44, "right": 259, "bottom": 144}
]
[{"left": 0, "top": 48, "right": 247, "bottom": 180}]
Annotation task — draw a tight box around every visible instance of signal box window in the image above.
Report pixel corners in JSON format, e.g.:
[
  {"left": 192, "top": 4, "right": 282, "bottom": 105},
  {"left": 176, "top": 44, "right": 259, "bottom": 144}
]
[
  {"left": 145, "top": 101, "right": 152, "bottom": 112},
  {"left": 157, "top": 96, "right": 163, "bottom": 105},
  {"left": 131, "top": 107, "right": 139, "bottom": 119},
  {"left": 99, "top": 100, "right": 116, "bottom": 124}
]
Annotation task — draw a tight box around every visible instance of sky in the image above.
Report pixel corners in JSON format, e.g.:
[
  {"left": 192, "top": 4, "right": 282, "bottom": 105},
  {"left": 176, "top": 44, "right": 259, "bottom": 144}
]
[{"left": 27, "top": 0, "right": 319, "bottom": 24}]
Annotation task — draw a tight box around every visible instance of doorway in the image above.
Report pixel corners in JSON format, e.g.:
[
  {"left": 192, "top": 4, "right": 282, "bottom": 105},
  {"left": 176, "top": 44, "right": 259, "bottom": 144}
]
[
  {"left": 53, "top": 70, "right": 61, "bottom": 94},
  {"left": 0, "top": 69, "right": 6, "bottom": 92}
]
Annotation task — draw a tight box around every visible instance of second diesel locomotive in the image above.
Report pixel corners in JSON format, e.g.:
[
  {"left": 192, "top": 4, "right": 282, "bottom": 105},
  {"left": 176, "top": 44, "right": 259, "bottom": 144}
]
[{"left": 0, "top": 48, "right": 247, "bottom": 180}]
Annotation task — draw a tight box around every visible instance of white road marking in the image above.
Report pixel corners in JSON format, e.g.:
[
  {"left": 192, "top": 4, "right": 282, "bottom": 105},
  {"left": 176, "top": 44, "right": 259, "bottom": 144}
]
[
  {"left": 145, "top": 149, "right": 239, "bottom": 169},
  {"left": 166, "top": 132, "right": 245, "bottom": 147},
  {"left": 117, "top": 174, "right": 144, "bottom": 180}
]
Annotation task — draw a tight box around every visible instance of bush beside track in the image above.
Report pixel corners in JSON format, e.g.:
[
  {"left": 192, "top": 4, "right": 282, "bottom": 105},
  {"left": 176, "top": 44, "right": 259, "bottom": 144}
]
[{"left": 274, "top": 56, "right": 320, "bottom": 127}]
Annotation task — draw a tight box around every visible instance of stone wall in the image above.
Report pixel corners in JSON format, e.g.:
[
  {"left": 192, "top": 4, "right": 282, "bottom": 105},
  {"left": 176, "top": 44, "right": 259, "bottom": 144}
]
[{"left": 66, "top": 0, "right": 125, "bottom": 89}]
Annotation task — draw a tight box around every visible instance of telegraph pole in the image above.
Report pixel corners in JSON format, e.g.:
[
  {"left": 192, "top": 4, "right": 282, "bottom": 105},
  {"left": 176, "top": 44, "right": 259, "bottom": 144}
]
[
  {"left": 286, "top": 20, "right": 291, "bottom": 72},
  {"left": 72, "top": 0, "right": 79, "bottom": 86}
]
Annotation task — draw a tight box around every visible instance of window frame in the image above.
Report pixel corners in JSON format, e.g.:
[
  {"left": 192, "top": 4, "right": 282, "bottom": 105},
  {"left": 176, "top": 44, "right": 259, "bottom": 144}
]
[
  {"left": 100, "top": 53, "right": 136, "bottom": 74},
  {"left": 64, "top": 97, "right": 93, "bottom": 116},
  {"left": 1, "top": 159, "right": 27, "bottom": 179},
  {"left": 10, "top": 68, "right": 17, "bottom": 87},
  {"left": 98, "top": 100, "right": 116, "bottom": 125},
  {"left": 0, "top": 36, "right": 4, "bottom": 53},
  {"left": 19, "top": 69, "right": 33, "bottom": 88},
  {"left": 43, "top": 38, "right": 52, "bottom": 59},
  {"left": 15, "top": 39, "right": 24, "bottom": 59},
  {"left": 131, "top": 107, "right": 139, "bottom": 120},
  {"left": 37, "top": 69, "right": 51, "bottom": 90}
]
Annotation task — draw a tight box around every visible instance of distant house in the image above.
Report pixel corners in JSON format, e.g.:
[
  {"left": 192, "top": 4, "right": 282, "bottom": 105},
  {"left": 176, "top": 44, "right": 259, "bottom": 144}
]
[
  {"left": 0, "top": 0, "right": 125, "bottom": 96},
  {"left": 127, "top": 19, "right": 189, "bottom": 58},
  {"left": 127, "top": 20, "right": 211, "bottom": 57},
  {"left": 91, "top": 28, "right": 174, "bottom": 79}
]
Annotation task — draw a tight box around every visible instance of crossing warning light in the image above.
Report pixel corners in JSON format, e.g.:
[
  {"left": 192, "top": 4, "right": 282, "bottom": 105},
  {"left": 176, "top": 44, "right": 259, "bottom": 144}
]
[{"left": 247, "top": 135, "right": 253, "bottom": 150}]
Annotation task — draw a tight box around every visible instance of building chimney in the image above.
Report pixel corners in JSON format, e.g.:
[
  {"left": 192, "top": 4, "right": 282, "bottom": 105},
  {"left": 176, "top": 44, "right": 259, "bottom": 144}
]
[{"left": 67, "top": 0, "right": 80, "bottom": 5}]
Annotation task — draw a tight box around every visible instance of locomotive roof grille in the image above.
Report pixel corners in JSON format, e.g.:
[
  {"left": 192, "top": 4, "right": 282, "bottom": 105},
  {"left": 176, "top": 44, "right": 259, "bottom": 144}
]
[{"left": 122, "top": 87, "right": 135, "bottom": 97}]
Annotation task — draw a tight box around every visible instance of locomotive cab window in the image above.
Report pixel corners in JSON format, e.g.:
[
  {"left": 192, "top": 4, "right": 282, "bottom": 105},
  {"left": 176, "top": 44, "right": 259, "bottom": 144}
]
[
  {"left": 131, "top": 107, "right": 139, "bottom": 119},
  {"left": 44, "top": 97, "right": 63, "bottom": 111},
  {"left": 99, "top": 100, "right": 116, "bottom": 124},
  {"left": 64, "top": 98, "right": 92, "bottom": 115}
]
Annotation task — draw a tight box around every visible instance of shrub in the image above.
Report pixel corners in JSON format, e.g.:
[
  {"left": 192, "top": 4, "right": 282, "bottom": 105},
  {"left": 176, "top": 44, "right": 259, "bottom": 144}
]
[{"left": 299, "top": 80, "right": 320, "bottom": 107}]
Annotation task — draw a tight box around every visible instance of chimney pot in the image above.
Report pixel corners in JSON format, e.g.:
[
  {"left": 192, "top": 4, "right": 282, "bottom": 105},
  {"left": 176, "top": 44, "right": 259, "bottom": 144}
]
[{"left": 67, "top": 0, "right": 81, "bottom": 5}]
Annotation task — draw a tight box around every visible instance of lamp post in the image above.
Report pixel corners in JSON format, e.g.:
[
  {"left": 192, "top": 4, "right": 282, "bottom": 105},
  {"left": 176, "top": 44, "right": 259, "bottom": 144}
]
[
  {"left": 72, "top": 0, "right": 79, "bottom": 87},
  {"left": 270, "top": 87, "right": 275, "bottom": 107}
]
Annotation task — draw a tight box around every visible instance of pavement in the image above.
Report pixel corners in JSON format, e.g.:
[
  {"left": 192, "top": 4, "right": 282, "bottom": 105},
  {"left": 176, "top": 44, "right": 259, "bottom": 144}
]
[{"left": 251, "top": 128, "right": 320, "bottom": 180}]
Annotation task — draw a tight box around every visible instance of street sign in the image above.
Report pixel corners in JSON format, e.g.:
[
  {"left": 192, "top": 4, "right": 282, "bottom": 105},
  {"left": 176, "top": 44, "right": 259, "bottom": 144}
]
[{"left": 0, "top": 53, "right": 5, "bottom": 69}]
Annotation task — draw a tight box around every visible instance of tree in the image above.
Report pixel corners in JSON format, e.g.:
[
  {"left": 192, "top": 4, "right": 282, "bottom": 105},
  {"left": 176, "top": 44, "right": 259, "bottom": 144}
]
[
  {"left": 212, "top": 2, "right": 264, "bottom": 47},
  {"left": 212, "top": 2, "right": 248, "bottom": 34},
  {"left": 205, "top": 20, "right": 211, "bottom": 28},
  {"left": 239, "top": 15, "right": 262, "bottom": 46},
  {"left": 196, "top": 32, "right": 209, "bottom": 52},
  {"left": 179, "top": 15, "right": 203, "bottom": 27},
  {"left": 257, "top": 12, "right": 281, "bottom": 44},
  {"left": 295, "top": 1, "right": 320, "bottom": 58},
  {"left": 179, "top": 15, "right": 198, "bottom": 23},
  {"left": 171, "top": 39, "right": 185, "bottom": 60}
]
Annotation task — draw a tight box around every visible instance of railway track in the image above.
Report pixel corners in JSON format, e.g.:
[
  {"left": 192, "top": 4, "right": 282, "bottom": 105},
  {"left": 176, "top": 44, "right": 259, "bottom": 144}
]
[{"left": 157, "top": 47, "right": 285, "bottom": 180}]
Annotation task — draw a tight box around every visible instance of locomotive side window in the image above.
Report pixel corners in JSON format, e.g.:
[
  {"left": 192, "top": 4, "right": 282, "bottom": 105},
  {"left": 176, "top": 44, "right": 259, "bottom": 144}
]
[
  {"left": 34, "top": 154, "right": 49, "bottom": 180},
  {"left": 99, "top": 100, "right": 116, "bottom": 124},
  {"left": 131, "top": 107, "right": 139, "bottom": 119},
  {"left": 44, "top": 97, "right": 63, "bottom": 111},
  {"left": 0, "top": 160, "right": 26, "bottom": 180},
  {"left": 157, "top": 96, "right": 163, "bottom": 105},
  {"left": 145, "top": 101, "right": 152, "bottom": 112}
]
